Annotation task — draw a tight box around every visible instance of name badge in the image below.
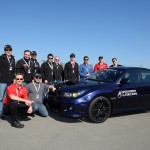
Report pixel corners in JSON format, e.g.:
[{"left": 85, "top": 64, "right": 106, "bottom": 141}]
[
  {"left": 36, "top": 94, "right": 39, "bottom": 99},
  {"left": 28, "top": 69, "right": 31, "bottom": 73},
  {"left": 9, "top": 66, "right": 12, "bottom": 71}
]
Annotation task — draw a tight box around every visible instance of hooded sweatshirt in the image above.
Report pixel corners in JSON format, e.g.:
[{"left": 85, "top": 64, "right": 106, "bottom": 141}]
[{"left": 0, "top": 54, "right": 15, "bottom": 83}]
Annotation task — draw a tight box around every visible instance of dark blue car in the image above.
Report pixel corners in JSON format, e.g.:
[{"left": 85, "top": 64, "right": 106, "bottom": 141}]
[{"left": 47, "top": 67, "right": 150, "bottom": 123}]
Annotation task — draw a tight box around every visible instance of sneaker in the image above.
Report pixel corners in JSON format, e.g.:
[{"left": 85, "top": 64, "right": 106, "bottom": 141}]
[
  {"left": 27, "top": 116, "right": 33, "bottom": 119},
  {"left": 31, "top": 113, "right": 35, "bottom": 117},
  {"left": 27, "top": 113, "right": 35, "bottom": 118},
  {"left": 11, "top": 121, "right": 24, "bottom": 128}
]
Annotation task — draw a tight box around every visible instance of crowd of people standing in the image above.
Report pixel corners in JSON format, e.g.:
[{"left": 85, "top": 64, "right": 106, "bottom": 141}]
[{"left": 0, "top": 44, "right": 122, "bottom": 128}]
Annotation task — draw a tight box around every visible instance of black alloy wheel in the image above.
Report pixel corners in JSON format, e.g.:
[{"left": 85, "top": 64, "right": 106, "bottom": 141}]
[{"left": 88, "top": 96, "right": 111, "bottom": 123}]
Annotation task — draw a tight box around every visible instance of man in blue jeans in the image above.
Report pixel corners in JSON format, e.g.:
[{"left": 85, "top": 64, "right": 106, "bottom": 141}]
[
  {"left": 26, "top": 73, "right": 56, "bottom": 117},
  {"left": 0, "top": 45, "right": 15, "bottom": 118}
]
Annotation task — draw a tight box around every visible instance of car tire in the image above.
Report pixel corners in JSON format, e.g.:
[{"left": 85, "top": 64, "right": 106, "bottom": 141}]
[{"left": 88, "top": 96, "right": 111, "bottom": 123}]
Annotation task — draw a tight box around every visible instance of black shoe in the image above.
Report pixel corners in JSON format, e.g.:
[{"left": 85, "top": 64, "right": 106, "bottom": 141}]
[
  {"left": 31, "top": 113, "right": 35, "bottom": 117},
  {"left": 11, "top": 120, "right": 24, "bottom": 128},
  {"left": 28, "top": 113, "right": 35, "bottom": 118},
  {"left": 0, "top": 114, "right": 4, "bottom": 120},
  {"left": 44, "top": 103, "right": 50, "bottom": 109}
]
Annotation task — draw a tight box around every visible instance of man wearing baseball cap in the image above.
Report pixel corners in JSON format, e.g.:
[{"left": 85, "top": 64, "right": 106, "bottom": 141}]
[
  {"left": 94, "top": 56, "right": 108, "bottom": 72},
  {"left": 0, "top": 45, "right": 15, "bottom": 119},
  {"left": 31, "top": 51, "right": 40, "bottom": 74},
  {"left": 26, "top": 73, "right": 56, "bottom": 117}
]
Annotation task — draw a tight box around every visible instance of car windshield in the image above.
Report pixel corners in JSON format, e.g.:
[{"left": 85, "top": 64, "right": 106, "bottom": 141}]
[{"left": 86, "top": 69, "right": 123, "bottom": 82}]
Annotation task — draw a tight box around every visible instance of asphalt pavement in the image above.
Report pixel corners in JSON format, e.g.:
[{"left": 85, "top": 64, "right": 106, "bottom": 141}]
[{"left": 0, "top": 110, "right": 150, "bottom": 150}]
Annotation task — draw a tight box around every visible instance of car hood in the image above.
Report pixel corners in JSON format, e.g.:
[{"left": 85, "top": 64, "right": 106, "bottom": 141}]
[{"left": 60, "top": 79, "right": 112, "bottom": 92}]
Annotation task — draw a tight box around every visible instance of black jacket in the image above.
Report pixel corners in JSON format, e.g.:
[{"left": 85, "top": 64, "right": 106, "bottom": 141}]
[
  {"left": 64, "top": 61, "right": 79, "bottom": 82},
  {"left": 16, "top": 58, "right": 34, "bottom": 83},
  {"left": 31, "top": 59, "right": 40, "bottom": 74},
  {"left": 54, "top": 63, "right": 64, "bottom": 81},
  {"left": 0, "top": 54, "right": 15, "bottom": 83},
  {"left": 41, "top": 61, "right": 55, "bottom": 82},
  {"left": 109, "top": 64, "right": 122, "bottom": 67}
]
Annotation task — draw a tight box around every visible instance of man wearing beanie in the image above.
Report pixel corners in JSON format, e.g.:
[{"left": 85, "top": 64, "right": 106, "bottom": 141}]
[{"left": 64, "top": 53, "right": 79, "bottom": 82}]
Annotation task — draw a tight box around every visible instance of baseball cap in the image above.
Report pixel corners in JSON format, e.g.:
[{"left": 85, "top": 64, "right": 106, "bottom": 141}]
[
  {"left": 34, "top": 73, "right": 42, "bottom": 78},
  {"left": 4, "top": 45, "right": 12, "bottom": 51},
  {"left": 70, "top": 53, "right": 75, "bottom": 58},
  {"left": 99, "top": 56, "right": 103, "bottom": 59},
  {"left": 31, "top": 51, "right": 37, "bottom": 55}
]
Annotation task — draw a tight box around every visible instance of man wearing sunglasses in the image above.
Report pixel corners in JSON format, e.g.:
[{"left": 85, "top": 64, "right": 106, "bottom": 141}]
[
  {"left": 0, "top": 45, "right": 15, "bottom": 119},
  {"left": 109, "top": 58, "right": 122, "bottom": 67},
  {"left": 79, "top": 56, "right": 93, "bottom": 79},
  {"left": 41, "top": 53, "right": 56, "bottom": 84},
  {"left": 31, "top": 51, "right": 40, "bottom": 74},
  {"left": 3, "top": 73, "right": 33, "bottom": 128},
  {"left": 26, "top": 73, "right": 56, "bottom": 117}
]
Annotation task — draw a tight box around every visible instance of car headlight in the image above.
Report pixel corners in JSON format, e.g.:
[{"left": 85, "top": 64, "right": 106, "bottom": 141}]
[{"left": 62, "top": 91, "right": 85, "bottom": 98}]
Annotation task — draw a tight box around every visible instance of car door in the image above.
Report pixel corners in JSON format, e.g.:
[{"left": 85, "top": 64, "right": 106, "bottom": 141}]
[
  {"left": 114, "top": 69, "right": 142, "bottom": 110},
  {"left": 138, "top": 69, "right": 150, "bottom": 107}
]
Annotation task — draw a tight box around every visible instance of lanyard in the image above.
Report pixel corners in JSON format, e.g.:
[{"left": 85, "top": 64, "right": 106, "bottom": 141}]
[
  {"left": 7, "top": 56, "right": 13, "bottom": 66},
  {"left": 48, "top": 62, "right": 53, "bottom": 70},
  {"left": 16, "top": 88, "right": 22, "bottom": 96},
  {"left": 85, "top": 64, "right": 89, "bottom": 73},
  {"left": 23, "top": 58, "right": 30, "bottom": 68},
  {"left": 33, "top": 82, "right": 40, "bottom": 93}
]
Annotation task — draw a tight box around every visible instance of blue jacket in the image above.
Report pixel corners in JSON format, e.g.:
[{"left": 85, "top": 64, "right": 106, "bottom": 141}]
[{"left": 79, "top": 63, "right": 93, "bottom": 78}]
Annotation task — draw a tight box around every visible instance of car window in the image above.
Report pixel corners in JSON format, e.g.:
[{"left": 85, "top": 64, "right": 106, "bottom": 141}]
[
  {"left": 123, "top": 70, "right": 139, "bottom": 83},
  {"left": 87, "top": 69, "right": 123, "bottom": 82},
  {"left": 140, "top": 69, "right": 150, "bottom": 83}
]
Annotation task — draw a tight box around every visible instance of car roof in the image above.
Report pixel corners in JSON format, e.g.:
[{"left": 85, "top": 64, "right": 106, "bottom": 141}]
[{"left": 108, "top": 66, "right": 150, "bottom": 71}]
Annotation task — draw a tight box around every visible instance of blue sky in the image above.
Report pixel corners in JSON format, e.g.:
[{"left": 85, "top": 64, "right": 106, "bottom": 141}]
[{"left": 0, "top": 0, "right": 150, "bottom": 68}]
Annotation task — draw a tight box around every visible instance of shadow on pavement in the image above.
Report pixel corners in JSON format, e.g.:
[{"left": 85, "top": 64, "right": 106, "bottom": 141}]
[
  {"left": 1, "top": 114, "right": 32, "bottom": 125},
  {"left": 48, "top": 109, "right": 83, "bottom": 123},
  {"left": 110, "top": 110, "right": 149, "bottom": 118},
  {"left": 49, "top": 109, "right": 150, "bottom": 123}
]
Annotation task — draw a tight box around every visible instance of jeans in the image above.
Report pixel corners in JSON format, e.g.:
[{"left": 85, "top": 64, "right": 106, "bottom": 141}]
[
  {"left": 0, "top": 83, "right": 8, "bottom": 113},
  {"left": 55, "top": 80, "right": 63, "bottom": 84},
  {"left": 32, "top": 102, "right": 48, "bottom": 117},
  {"left": 22, "top": 82, "right": 27, "bottom": 87}
]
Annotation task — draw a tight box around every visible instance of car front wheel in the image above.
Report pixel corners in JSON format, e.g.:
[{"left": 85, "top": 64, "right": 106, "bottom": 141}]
[{"left": 88, "top": 96, "right": 111, "bottom": 123}]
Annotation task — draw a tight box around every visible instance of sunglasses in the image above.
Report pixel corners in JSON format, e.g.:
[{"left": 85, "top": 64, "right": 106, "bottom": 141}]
[
  {"left": 55, "top": 59, "right": 59, "bottom": 61},
  {"left": 49, "top": 57, "right": 53, "bottom": 59},
  {"left": 16, "top": 78, "right": 23, "bottom": 80},
  {"left": 35, "top": 76, "right": 42, "bottom": 79},
  {"left": 5, "top": 49, "right": 12, "bottom": 51}
]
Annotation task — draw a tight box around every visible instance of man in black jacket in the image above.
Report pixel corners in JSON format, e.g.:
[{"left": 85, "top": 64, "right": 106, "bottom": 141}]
[
  {"left": 31, "top": 51, "right": 40, "bottom": 74},
  {"left": 16, "top": 50, "right": 34, "bottom": 86},
  {"left": 109, "top": 58, "right": 122, "bottom": 67},
  {"left": 0, "top": 45, "right": 15, "bottom": 117},
  {"left": 41, "top": 53, "right": 56, "bottom": 84},
  {"left": 54, "top": 56, "right": 64, "bottom": 82},
  {"left": 64, "top": 53, "right": 79, "bottom": 82}
]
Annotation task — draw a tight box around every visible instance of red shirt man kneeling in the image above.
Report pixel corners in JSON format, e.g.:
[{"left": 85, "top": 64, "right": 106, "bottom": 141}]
[{"left": 3, "top": 73, "right": 33, "bottom": 128}]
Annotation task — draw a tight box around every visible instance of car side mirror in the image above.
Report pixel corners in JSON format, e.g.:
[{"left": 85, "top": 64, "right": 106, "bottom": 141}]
[{"left": 120, "top": 78, "right": 130, "bottom": 84}]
